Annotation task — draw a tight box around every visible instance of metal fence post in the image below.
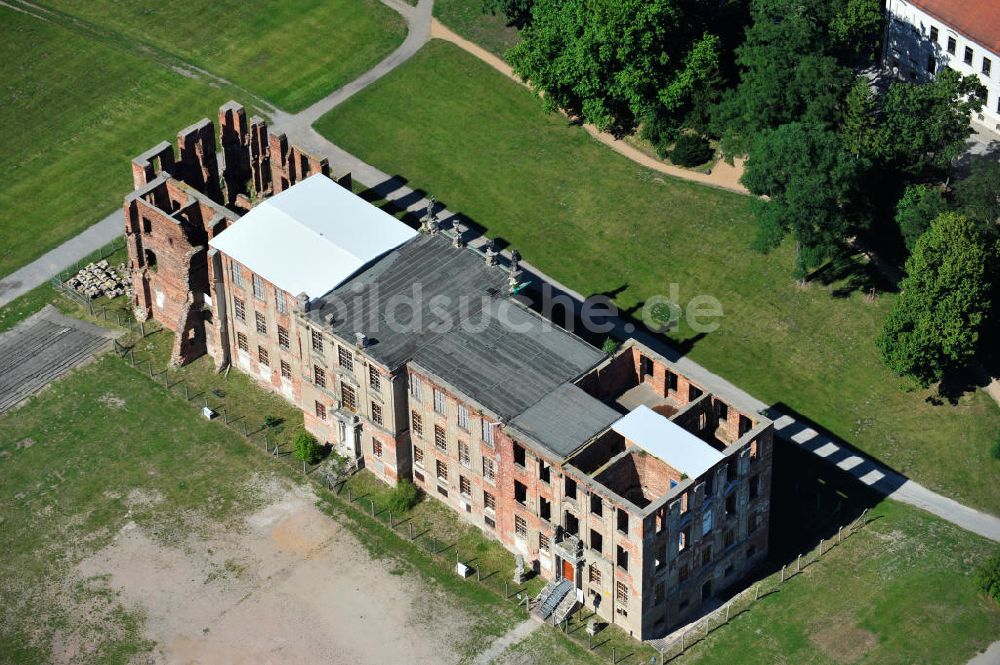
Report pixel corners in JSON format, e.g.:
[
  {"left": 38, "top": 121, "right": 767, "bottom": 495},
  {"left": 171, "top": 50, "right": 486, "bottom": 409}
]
[
  {"left": 838, "top": 525, "right": 843, "bottom": 544},
  {"left": 370, "top": 499, "right": 375, "bottom": 517},
  {"left": 242, "top": 421, "right": 248, "bottom": 437},
  {"left": 409, "top": 522, "right": 413, "bottom": 541},
  {"left": 130, "top": 350, "right": 135, "bottom": 367},
  {"left": 139, "top": 321, "right": 145, "bottom": 337},
  {"left": 754, "top": 583, "right": 760, "bottom": 601},
  {"left": 389, "top": 511, "right": 393, "bottom": 528},
  {"left": 184, "top": 384, "right": 189, "bottom": 400},
  {"left": 781, "top": 565, "right": 786, "bottom": 583},
  {"left": 796, "top": 554, "right": 801, "bottom": 574}
]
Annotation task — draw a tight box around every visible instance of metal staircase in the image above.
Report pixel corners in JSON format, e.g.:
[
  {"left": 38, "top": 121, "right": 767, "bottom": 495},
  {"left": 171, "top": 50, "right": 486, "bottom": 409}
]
[{"left": 535, "top": 578, "right": 573, "bottom": 620}]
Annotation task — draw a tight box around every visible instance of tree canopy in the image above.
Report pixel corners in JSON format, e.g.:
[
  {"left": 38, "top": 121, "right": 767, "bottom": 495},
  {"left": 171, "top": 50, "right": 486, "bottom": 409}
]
[
  {"left": 872, "top": 69, "right": 986, "bottom": 175},
  {"left": 877, "top": 212, "right": 998, "bottom": 387},
  {"left": 712, "top": 0, "right": 852, "bottom": 154},
  {"left": 954, "top": 160, "right": 1000, "bottom": 226},
  {"left": 894, "top": 184, "right": 950, "bottom": 251},
  {"left": 742, "top": 121, "right": 868, "bottom": 277},
  {"left": 507, "top": 0, "right": 722, "bottom": 137}
]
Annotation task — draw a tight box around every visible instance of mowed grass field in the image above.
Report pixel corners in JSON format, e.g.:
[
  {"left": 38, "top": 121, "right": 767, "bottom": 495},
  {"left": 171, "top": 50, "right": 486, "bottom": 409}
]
[
  {"left": 0, "top": 0, "right": 404, "bottom": 278},
  {"left": 0, "top": 348, "right": 525, "bottom": 663},
  {"left": 34, "top": 0, "right": 406, "bottom": 112},
  {"left": 315, "top": 41, "right": 1000, "bottom": 513},
  {"left": 0, "top": 8, "right": 242, "bottom": 277}
]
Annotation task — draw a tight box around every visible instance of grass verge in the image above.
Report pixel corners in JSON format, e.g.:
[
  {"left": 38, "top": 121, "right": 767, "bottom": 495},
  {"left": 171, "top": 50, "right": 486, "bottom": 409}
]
[{"left": 434, "top": 0, "right": 520, "bottom": 56}]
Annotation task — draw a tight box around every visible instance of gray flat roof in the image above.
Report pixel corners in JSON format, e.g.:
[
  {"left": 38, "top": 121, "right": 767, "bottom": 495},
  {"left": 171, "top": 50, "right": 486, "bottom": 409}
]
[
  {"left": 306, "top": 233, "right": 508, "bottom": 370},
  {"left": 509, "top": 383, "right": 620, "bottom": 459},
  {"left": 307, "top": 233, "right": 604, "bottom": 424},
  {"left": 414, "top": 298, "right": 604, "bottom": 421}
]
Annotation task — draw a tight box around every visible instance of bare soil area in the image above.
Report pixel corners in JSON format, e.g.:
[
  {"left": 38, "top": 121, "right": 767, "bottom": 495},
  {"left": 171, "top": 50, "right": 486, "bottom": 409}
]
[{"left": 73, "top": 483, "right": 475, "bottom": 665}]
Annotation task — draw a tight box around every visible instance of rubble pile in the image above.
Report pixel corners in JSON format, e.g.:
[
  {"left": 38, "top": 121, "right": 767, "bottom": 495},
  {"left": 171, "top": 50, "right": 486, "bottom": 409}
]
[{"left": 66, "top": 260, "right": 132, "bottom": 300}]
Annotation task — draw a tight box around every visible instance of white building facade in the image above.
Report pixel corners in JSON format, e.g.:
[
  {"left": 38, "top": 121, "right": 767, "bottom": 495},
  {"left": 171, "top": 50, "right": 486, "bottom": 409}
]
[{"left": 884, "top": 0, "right": 1000, "bottom": 131}]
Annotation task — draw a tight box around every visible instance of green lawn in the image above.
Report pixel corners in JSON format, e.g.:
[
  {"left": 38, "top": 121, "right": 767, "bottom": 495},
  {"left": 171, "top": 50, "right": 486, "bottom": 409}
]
[
  {"left": 34, "top": 0, "right": 406, "bottom": 113},
  {"left": 678, "top": 500, "right": 1000, "bottom": 664},
  {"left": 0, "top": 8, "right": 245, "bottom": 277},
  {"left": 0, "top": 0, "right": 404, "bottom": 278},
  {"left": 0, "top": 349, "right": 522, "bottom": 663},
  {"left": 434, "top": 0, "right": 520, "bottom": 56},
  {"left": 315, "top": 41, "right": 1000, "bottom": 514}
]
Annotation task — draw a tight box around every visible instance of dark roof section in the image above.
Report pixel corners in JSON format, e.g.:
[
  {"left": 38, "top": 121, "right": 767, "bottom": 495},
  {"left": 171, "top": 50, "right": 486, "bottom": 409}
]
[
  {"left": 413, "top": 299, "right": 605, "bottom": 421},
  {"left": 509, "top": 383, "right": 621, "bottom": 459},
  {"left": 306, "top": 234, "right": 604, "bottom": 426},
  {"left": 911, "top": 0, "right": 1000, "bottom": 53},
  {"left": 304, "top": 233, "right": 508, "bottom": 371}
]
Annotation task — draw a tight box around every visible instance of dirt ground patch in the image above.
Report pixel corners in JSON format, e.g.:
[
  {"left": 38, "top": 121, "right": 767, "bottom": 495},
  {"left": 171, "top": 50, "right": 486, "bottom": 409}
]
[
  {"left": 73, "top": 483, "right": 476, "bottom": 664},
  {"left": 809, "top": 617, "right": 879, "bottom": 664}
]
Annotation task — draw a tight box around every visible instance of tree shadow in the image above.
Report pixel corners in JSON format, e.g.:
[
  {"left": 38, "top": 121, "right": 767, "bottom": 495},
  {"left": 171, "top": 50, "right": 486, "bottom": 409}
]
[
  {"left": 805, "top": 250, "right": 898, "bottom": 299},
  {"left": 935, "top": 364, "right": 992, "bottom": 405}
]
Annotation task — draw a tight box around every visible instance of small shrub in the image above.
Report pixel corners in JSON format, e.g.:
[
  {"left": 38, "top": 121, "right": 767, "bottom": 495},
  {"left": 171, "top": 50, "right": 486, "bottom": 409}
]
[
  {"left": 264, "top": 415, "right": 282, "bottom": 429},
  {"left": 601, "top": 337, "right": 620, "bottom": 354},
  {"left": 991, "top": 437, "right": 1000, "bottom": 461},
  {"left": 670, "top": 134, "right": 713, "bottom": 167},
  {"left": 977, "top": 551, "right": 1000, "bottom": 605},
  {"left": 386, "top": 480, "right": 420, "bottom": 514},
  {"left": 294, "top": 431, "right": 321, "bottom": 465}
]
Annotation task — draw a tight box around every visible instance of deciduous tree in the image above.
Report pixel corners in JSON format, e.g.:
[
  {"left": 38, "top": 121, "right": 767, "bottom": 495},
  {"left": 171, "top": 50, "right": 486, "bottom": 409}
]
[
  {"left": 741, "top": 121, "right": 868, "bottom": 278},
  {"left": 894, "top": 184, "right": 950, "bottom": 251},
  {"left": 954, "top": 160, "right": 1000, "bottom": 226},
  {"left": 877, "top": 212, "right": 998, "bottom": 387},
  {"left": 874, "top": 69, "right": 986, "bottom": 176},
  {"left": 507, "top": 0, "right": 721, "bottom": 138},
  {"left": 712, "top": 0, "right": 852, "bottom": 154}
]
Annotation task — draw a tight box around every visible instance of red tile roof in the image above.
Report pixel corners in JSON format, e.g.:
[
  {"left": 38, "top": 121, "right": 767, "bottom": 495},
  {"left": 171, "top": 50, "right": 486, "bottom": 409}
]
[{"left": 910, "top": 0, "right": 1000, "bottom": 54}]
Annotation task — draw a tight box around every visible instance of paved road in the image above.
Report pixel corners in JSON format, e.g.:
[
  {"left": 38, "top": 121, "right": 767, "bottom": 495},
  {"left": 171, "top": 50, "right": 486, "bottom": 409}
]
[
  {"left": 0, "top": 209, "right": 123, "bottom": 308},
  {"left": 2, "top": 0, "right": 999, "bottom": 549}
]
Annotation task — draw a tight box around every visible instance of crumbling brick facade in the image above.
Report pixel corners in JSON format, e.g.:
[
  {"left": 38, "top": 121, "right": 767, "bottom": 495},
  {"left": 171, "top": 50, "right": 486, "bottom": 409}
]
[
  {"left": 406, "top": 340, "right": 773, "bottom": 639},
  {"left": 125, "top": 101, "right": 334, "bottom": 368}
]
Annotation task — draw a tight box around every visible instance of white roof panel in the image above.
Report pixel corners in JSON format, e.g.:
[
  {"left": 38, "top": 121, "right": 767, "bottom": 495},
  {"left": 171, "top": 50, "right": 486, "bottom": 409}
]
[
  {"left": 209, "top": 174, "right": 417, "bottom": 299},
  {"left": 611, "top": 405, "right": 725, "bottom": 478}
]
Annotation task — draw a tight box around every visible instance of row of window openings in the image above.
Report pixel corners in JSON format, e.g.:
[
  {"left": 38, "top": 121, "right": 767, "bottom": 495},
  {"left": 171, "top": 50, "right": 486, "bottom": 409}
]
[
  {"left": 236, "top": 332, "right": 292, "bottom": 377},
  {"left": 234, "top": 299, "right": 292, "bottom": 350},
  {"left": 410, "top": 379, "right": 496, "bottom": 446},
  {"left": 930, "top": 27, "right": 993, "bottom": 76},
  {"left": 414, "top": 444, "right": 497, "bottom": 483},
  {"left": 230, "top": 263, "right": 288, "bottom": 313}
]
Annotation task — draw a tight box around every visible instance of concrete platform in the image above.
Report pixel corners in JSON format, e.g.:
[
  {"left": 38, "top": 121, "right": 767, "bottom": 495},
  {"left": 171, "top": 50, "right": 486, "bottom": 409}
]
[{"left": 0, "top": 306, "right": 116, "bottom": 414}]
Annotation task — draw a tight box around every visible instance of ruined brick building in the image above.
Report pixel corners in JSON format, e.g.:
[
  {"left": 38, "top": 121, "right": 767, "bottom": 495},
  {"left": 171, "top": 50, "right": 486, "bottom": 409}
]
[{"left": 125, "top": 103, "right": 774, "bottom": 640}]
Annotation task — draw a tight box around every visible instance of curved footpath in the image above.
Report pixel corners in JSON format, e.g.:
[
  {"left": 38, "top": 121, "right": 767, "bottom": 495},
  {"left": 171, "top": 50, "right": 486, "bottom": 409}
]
[{"left": 428, "top": 19, "right": 749, "bottom": 194}]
